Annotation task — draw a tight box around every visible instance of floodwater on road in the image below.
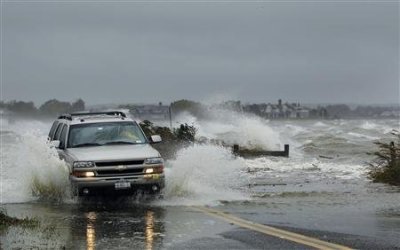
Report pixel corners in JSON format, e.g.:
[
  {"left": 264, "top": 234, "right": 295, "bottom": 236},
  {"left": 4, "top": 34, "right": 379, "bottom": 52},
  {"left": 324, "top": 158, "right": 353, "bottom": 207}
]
[
  {"left": 1, "top": 201, "right": 238, "bottom": 249},
  {"left": 1, "top": 192, "right": 400, "bottom": 249},
  {"left": 1, "top": 115, "right": 400, "bottom": 249}
]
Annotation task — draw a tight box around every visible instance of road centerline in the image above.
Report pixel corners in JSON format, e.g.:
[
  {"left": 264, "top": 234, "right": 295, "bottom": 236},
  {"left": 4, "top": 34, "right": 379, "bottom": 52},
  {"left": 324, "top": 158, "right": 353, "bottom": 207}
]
[{"left": 192, "top": 206, "right": 353, "bottom": 250}]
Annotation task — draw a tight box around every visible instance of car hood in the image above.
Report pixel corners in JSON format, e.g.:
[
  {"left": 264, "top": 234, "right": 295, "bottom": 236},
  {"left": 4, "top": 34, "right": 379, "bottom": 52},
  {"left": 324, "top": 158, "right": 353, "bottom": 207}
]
[{"left": 65, "top": 144, "right": 161, "bottom": 162}]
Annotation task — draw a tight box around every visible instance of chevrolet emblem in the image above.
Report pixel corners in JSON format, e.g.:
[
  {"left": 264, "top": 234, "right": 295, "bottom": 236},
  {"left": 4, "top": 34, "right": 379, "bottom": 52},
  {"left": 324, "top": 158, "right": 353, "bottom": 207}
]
[{"left": 116, "top": 165, "right": 127, "bottom": 171}]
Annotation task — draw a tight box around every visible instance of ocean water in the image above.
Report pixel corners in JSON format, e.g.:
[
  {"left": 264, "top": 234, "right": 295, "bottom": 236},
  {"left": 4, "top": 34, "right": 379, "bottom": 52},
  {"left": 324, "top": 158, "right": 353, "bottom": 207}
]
[{"left": 0, "top": 114, "right": 399, "bottom": 207}]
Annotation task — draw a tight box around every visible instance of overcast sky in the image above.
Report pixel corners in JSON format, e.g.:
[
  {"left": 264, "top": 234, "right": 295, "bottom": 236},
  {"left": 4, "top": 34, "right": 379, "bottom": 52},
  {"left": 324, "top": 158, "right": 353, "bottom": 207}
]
[{"left": 2, "top": 0, "right": 399, "bottom": 105}]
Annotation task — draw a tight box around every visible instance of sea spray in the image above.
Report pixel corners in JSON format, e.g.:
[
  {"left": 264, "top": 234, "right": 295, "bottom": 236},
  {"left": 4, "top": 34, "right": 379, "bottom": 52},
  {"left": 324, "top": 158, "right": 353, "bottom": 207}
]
[
  {"left": 173, "top": 109, "right": 282, "bottom": 150},
  {"left": 1, "top": 123, "right": 70, "bottom": 203},
  {"left": 160, "top": 144, "right": 249, "bottom": 205}
]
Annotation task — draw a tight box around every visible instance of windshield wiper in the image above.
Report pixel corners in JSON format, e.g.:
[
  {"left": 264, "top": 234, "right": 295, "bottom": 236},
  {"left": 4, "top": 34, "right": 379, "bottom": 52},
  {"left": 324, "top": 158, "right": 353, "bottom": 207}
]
[
  {"left": 71, "top": 142, "right": 102, "bottom": 148},
  {"left": 103, "top": 141, "right": 137, "bottom": 145}
]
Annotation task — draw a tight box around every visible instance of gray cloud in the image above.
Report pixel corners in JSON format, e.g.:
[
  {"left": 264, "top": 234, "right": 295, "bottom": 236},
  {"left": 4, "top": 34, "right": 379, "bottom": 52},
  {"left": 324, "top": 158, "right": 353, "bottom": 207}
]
[{"left": 3, "top": 1, "right": 399, "bottom": 105}]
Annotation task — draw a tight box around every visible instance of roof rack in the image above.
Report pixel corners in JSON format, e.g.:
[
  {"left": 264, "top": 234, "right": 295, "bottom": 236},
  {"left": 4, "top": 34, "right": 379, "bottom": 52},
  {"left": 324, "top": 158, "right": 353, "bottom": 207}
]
[
  {"left": 57, "top": 111, "right": 127, "bottom": 120},
  {"left": 58, "top": 114, "right": 72, "bottom": 120}
]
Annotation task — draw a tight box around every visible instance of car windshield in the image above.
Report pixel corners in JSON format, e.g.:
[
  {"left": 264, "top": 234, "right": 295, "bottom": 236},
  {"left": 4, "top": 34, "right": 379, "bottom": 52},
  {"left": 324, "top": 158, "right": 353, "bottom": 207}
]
[{"left": 68, "top": 122, "right": 147, "bottom": 148}]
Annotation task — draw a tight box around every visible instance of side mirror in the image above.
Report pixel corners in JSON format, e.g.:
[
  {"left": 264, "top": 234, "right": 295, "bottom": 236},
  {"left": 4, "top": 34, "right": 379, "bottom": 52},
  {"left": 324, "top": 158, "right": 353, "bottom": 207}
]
[
  {"left": 150, "top": 135, "right": 162, "bottom": 143},
  {"left": 51, "top": 140, "right": 61, "bottom": 148}
]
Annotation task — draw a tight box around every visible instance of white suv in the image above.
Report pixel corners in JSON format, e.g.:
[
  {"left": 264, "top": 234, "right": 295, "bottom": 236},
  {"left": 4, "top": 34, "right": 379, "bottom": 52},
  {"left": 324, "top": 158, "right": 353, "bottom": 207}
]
[{"left": 48, "top": 111, "right": 165, "bottom": 196}]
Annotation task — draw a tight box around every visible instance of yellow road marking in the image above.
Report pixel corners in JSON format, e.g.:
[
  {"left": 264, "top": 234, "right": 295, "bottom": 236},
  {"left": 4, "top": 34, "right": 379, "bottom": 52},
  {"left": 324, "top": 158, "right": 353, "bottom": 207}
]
[{"left": 192, "top": 206, "right": 353, "bottom": 250}]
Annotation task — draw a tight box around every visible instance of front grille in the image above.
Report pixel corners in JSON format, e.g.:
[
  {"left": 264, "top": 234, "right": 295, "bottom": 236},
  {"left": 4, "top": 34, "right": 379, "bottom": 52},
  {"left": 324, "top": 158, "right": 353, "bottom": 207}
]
[
  {"left": 95, "top": 160, "right": 144, "bottom": 167},
  {"left": 96, "top": 168, "right": 144, "bottom": 177}
]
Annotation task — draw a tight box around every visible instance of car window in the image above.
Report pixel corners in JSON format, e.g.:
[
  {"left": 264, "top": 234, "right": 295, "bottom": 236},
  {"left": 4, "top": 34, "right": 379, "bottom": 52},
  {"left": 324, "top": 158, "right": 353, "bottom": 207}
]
[
  {"left": 68, "top": 122, "right": 147, "bottom": 148},
  {"left": 48, "top": 121, "right": 59, "bottom": 139},
  {"left": 52, "top": 123, "right": 63, "bottom": 140},
  {"left": 54, "top": 123, "right": 65, "bottom": 141},
  {"left": 59, "top": 125, "right": 68, "bottom": 148}
]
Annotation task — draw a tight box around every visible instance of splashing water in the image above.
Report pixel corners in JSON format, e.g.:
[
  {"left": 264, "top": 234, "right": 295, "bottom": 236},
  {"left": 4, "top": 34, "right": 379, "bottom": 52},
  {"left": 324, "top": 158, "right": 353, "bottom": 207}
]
[
  {"left": 160, "top": 144, "right": 249, "bottom": 206},
  {"left": 173, "top": 109, "right": 283, "bottom": 150},
  {"left": 1, "top": 121, "right": 70, "bottom": 203}
]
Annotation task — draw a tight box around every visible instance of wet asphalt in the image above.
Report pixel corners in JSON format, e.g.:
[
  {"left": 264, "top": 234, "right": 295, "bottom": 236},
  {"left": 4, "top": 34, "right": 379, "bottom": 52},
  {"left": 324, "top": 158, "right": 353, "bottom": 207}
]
[{"left": 1, "top": 198, "right": 399, "bottom": 250}]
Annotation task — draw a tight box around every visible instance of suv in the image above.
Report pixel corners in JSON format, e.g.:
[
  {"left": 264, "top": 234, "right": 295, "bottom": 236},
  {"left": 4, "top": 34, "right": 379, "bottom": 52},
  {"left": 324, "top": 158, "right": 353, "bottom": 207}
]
[{"left": 47, "top": 111, "right": 165, "bottom": 196}]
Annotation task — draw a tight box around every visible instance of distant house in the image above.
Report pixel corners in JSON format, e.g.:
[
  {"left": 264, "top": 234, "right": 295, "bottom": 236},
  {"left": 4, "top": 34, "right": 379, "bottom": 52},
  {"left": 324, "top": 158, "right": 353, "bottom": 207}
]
[
  {"left": 296, "top": 107, "right": 310, "bottom": 118},
  {"left": 130, "top": 103, "right": 170, "bottom": 121},
  {"left": 244, "top": 100, "right": 310, "bottom": 119}
]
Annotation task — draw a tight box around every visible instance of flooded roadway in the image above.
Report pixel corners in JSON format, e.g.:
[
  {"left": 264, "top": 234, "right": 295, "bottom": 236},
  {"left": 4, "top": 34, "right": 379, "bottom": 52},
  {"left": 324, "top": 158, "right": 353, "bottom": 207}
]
[{"left": 1, "top": 191, "right": 400, "bottom": 250}]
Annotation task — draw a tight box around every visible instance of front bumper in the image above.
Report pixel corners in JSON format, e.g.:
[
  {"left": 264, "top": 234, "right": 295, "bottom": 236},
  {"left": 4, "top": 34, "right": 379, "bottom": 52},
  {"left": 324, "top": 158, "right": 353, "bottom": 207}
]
[{"left": 70, "top": 173, "right": 165, "bottom": 195}]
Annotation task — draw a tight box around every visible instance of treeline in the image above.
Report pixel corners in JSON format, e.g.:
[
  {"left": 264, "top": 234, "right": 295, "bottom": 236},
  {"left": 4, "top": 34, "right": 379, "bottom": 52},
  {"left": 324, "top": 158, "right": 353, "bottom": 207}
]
[
  {"left": 170, "top": 99, "right": 207, "bottom": 118},
  {"left": 2, "top": 98, "right": 398, "bottom": 120},
  {"left": 0, "top": 99, "right": 85, "bottom": 117}
]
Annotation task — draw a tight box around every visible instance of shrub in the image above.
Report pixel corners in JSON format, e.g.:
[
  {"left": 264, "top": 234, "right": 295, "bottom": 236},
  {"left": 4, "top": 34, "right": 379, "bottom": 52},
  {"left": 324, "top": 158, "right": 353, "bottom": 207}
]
[
  {"left": 174, "top": 123, "right": 197, "bottom": 142},
  {"left": 139, "top": 121, "right": 197, "bottom": 159},
  {"left": 139, "top": 120, "right": 176, "bottom": 141},
  {"left": 368, "top": 131, "right": 400, "bottom": 185}
]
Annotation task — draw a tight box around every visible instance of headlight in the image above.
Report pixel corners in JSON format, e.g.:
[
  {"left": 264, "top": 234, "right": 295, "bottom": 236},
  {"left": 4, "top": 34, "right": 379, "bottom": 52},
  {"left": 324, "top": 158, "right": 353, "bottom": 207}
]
[
  {"left": 73, "top": 171, "right": 95, "bottom": 178},
  {"left": 73, "top": 161, "right": 95, "bottom": 168},
  {"left": 144, "top": 157, "right": 163, "bottom": 165},
  {"left": 143, "top": 166, "right": 164, "bottom": 174},
  {"left": 145, "top": 168, "right": 154, "bottom": 174}
]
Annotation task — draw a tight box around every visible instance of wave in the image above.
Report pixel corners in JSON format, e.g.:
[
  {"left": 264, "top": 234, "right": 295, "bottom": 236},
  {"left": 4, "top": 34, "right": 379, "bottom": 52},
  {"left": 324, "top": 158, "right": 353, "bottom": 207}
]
[{"left": 173, "top": 109, "right": 283, "bottom": 150}]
